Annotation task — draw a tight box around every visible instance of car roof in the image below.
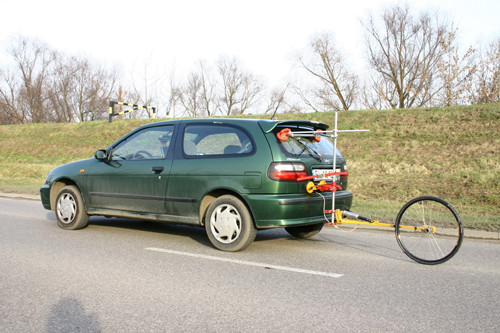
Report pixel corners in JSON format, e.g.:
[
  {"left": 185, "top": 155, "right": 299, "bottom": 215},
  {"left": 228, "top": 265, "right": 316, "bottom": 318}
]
[{"left": 143, "top": 118, "right": 329, "bottom": 132}]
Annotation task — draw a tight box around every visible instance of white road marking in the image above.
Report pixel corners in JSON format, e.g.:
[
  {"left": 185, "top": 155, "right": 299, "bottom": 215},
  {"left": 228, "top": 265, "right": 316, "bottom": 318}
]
[{"left": 145, "top": 247, "right": 343, "bottom": 278}]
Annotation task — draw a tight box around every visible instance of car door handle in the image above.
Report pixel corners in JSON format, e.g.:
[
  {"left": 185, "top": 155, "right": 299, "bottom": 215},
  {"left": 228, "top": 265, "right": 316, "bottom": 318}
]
[{"left": 152, "top": 166, "right": 164, "bottom": 173}]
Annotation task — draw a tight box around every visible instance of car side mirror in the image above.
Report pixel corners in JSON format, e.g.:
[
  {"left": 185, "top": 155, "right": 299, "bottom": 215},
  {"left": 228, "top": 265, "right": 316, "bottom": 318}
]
[{"left": 95, "top": 149, "right": 108, "bottom": 161}]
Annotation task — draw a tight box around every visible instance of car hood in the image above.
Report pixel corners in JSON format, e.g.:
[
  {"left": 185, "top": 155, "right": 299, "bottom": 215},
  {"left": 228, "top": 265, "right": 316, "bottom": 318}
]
[{"left": 46, "top": 158, "right": 95, "bottom": 182}]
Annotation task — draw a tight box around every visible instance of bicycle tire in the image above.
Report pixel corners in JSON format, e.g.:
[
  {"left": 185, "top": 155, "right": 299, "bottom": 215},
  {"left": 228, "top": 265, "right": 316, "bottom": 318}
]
[{"left": 395, "top": 196, "right": 463, "bottom": 265}]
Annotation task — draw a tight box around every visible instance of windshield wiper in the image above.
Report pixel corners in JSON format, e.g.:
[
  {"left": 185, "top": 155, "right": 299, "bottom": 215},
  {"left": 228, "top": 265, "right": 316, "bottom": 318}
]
[
  {"left": 307, "top": 144, "right": 323, "bottom": 162},
  {"left": 291, "top": 137, "right": 323, "bottom": 162}
]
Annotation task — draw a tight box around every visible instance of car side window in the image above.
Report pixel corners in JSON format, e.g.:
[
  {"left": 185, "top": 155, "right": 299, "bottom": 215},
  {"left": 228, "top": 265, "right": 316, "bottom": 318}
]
[
  {"left": 183, "top": 124, "right": 254, "bottom": 157},
  {"left": 111, "top": 126, "right": 174, "bottom": 161}
]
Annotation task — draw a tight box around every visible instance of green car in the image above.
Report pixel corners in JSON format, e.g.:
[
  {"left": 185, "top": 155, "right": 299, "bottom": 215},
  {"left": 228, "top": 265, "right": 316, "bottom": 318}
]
[{"left": 40, "top": 118, "right": 352, "bottom": 251}]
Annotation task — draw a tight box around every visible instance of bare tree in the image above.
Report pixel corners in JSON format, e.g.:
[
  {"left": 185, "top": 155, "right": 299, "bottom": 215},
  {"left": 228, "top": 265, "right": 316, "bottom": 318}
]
[
  {"left": 1, "top": 36, "right": 55, "bottom": 123},
  {"left": 265, "top": 84, "right": 288, "bottom": 115},
  {"left": 176, "top": 61, "right": 221, "bottom": 118},
  {"left": 50, "top": 52, "right": 77, "bottom": 122},
  {"left": 262, "top": 84, "right": 304, "bottom": 117},
  {"left": 0, "top": 35, "right": 118, "bottom": 124},
  {"left": 468, "top": 38, "right": 500, "bottom": 104},
  {"left": 0, "top": 68, "right": 25, "bottom": 124},
  {"left": 198, "top": 61, "right": 218, "bottom": 116},
  {"left": 363, "top": 5, "right": 449, "bottom": 109},
  {"left": 434, "top": 29, "right": 476, "bottom": 106},
  {"left": 296, "top": 32, "right": 359, "bottom": 111},
  {"left": 164, "top": 69, "right": 181, "bottom": 118},
  {"left": 51, "top": 55, "right": 117, "bottom": 122},
  {"left": 129, "top": 55, "right": 163, "bottom": 119},
  {"left": 360, "top": 81, "right": 385, "bottom": 110},
  {"left": 217, "top": 56, "right": 262, "bottom": 115},
  {"left": 178, "top": 71, "right": 203, "bottom": 117}
]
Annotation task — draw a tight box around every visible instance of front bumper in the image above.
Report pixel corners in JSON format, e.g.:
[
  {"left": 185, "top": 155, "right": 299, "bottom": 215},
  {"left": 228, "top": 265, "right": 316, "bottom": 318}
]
[
  {"left": 40, "top": 184, "right": 51, "bottom": 210},
  {"left": 246, "top": 190, "right": 353, "bottom": 228}
]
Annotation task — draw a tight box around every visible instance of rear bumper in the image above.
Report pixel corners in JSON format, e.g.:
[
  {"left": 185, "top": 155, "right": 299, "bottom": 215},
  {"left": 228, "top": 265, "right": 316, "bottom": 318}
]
[{"left": 246, "top": 190, "right": 353, "bottom": 228}]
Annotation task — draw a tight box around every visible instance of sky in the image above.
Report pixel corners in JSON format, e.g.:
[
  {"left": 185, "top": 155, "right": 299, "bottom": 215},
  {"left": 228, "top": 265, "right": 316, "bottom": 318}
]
[{"left": 1, "top": 0, "right": 499, "bottom": 89}]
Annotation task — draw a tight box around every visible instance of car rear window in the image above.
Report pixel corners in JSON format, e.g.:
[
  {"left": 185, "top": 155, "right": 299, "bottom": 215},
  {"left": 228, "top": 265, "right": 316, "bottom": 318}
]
[
  {"left": 276, "top": 126, "right": 344, "bottom": 160},
  {"left": 183, "top": 124, "right": 254, "bottom": 157}
]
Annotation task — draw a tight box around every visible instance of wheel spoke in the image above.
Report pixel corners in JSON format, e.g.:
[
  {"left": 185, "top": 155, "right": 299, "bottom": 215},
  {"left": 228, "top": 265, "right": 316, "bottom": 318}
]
[
  {"left": 420, "top": 201, "right": 426, "bottom": 225},
  {"left": 428, "top": 234, "right": 445, "bottom": 259}
]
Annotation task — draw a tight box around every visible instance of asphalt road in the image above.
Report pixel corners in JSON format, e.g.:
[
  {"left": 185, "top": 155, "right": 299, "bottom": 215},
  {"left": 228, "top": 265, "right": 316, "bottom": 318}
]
[{"left": 1, "top": 197, "right": 499, "bottom": 332}]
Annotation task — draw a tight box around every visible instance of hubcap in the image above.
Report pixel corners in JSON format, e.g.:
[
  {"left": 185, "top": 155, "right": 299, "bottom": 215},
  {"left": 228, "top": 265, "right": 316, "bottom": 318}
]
[
  {"left": 57, "top": 193, "right": 76, "bottom": 224},
  {"left": 210, "top": 204, "right": 241, "bottom": 244}
]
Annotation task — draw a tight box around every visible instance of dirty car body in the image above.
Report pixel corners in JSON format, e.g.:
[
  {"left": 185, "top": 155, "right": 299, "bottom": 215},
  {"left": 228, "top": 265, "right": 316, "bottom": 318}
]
[{"left": 40, "top": 118, "right": 353, "bottom": 251}]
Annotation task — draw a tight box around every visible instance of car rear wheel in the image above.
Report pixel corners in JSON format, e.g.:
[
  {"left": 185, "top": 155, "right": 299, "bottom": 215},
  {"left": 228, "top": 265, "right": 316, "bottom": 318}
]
[
  {"left": 285, "top": 223, "right": 324, "bottom": 238},
  {"left": 205, "top": 195, "right": 257, "bottom": 251},
  {"left": 55, "top": 185, "right": 89, "bottom": 230}
]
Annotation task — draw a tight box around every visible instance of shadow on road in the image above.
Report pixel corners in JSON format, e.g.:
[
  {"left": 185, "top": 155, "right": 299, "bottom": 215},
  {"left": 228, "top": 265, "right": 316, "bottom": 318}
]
[
  {"left": 46, "top": 212, "right": 407, "bottom": 263},
  {"left": 87, "top": 215, "right": 294, "bottom": 248},
  {"left": 46, "top": 297, "right": 101, "bottom": 333}
]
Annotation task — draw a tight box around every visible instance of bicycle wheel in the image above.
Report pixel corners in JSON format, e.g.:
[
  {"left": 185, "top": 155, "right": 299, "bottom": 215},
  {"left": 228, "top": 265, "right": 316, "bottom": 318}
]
[{"left": 395, "top": 196, "right": 463, "bottom": 265}]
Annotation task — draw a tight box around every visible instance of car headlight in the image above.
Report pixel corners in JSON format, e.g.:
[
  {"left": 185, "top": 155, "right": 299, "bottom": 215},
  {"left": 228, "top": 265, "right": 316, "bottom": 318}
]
[{"left": 45, "top": 173, "right": 55, "bottom": 184}]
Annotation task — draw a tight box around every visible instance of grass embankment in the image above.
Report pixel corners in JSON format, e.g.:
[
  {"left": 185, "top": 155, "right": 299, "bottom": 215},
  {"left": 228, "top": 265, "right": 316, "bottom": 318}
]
[{"left": 0, "top": 104, "right": 498, "bottom": 231}]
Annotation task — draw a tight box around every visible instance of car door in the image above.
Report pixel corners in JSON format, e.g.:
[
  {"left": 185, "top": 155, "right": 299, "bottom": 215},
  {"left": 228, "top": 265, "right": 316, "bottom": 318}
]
[
  {"left": 86, "top": 125, "right": 174, "bottom": 214},
  {"left": 166, "top": 122, "right": 258, "bottom": 220}
]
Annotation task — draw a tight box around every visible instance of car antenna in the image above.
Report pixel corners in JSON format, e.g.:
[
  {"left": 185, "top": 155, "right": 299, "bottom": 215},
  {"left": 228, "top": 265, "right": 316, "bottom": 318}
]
[{"left": 270, "top": 83, "right": 289, "bottom": 121}]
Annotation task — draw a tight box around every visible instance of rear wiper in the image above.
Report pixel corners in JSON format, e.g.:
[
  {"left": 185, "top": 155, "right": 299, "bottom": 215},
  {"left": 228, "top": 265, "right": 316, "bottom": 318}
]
[
  {"left": 307, "top": 144, "right": 323, "bottom": 162},
  {"left": 291, "top": 137, "right": 323, "bottom": 162}
]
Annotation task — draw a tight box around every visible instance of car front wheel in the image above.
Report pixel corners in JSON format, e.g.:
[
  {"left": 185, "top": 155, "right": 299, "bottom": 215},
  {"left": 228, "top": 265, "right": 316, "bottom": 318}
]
[
  {"left": 205, "top": 195, "right": 257, "bottom": 251},
  {"left": 55, "top": 185, "right": 89, "bottom": 230}
]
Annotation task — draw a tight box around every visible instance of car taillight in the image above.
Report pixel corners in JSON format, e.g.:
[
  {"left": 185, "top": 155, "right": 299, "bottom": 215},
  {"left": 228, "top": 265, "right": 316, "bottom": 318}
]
[
  {"left": 268, "top": 162, "right": 307, "bottom": 181},
  {"left": 342, "top": 163, "right": 348, "bottom": 179}
]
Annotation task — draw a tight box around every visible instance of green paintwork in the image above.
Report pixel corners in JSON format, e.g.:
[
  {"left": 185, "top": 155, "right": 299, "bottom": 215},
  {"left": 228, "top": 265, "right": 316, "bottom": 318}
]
[{"left": 41, "top": 118, "right": 352, "bottom": 228}]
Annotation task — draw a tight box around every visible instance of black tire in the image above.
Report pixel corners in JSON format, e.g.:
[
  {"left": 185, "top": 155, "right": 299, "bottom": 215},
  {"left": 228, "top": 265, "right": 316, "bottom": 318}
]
[
  {"left": 395, "top": 196, "right": 463, "bottom": 265},
  {"left": 205, "top": 195, "right": 257, "bottom": 251},
  {"left": 55, "top": 185, "right": 89, "bottom": 230},
  {"left": 285, "top": 223, "right": 324, "bottom": 238}
]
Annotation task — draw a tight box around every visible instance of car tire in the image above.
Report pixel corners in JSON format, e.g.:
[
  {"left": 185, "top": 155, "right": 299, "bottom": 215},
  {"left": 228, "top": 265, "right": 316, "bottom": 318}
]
[
  {"left": 285, "top": 223, "right": 324, "bottom": 238},
  {"left": 205, "top": 195, "right": 257, "bottom": 251},
  {"left": 55, "top": 185, "right": 89, "bottom": 230}
]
